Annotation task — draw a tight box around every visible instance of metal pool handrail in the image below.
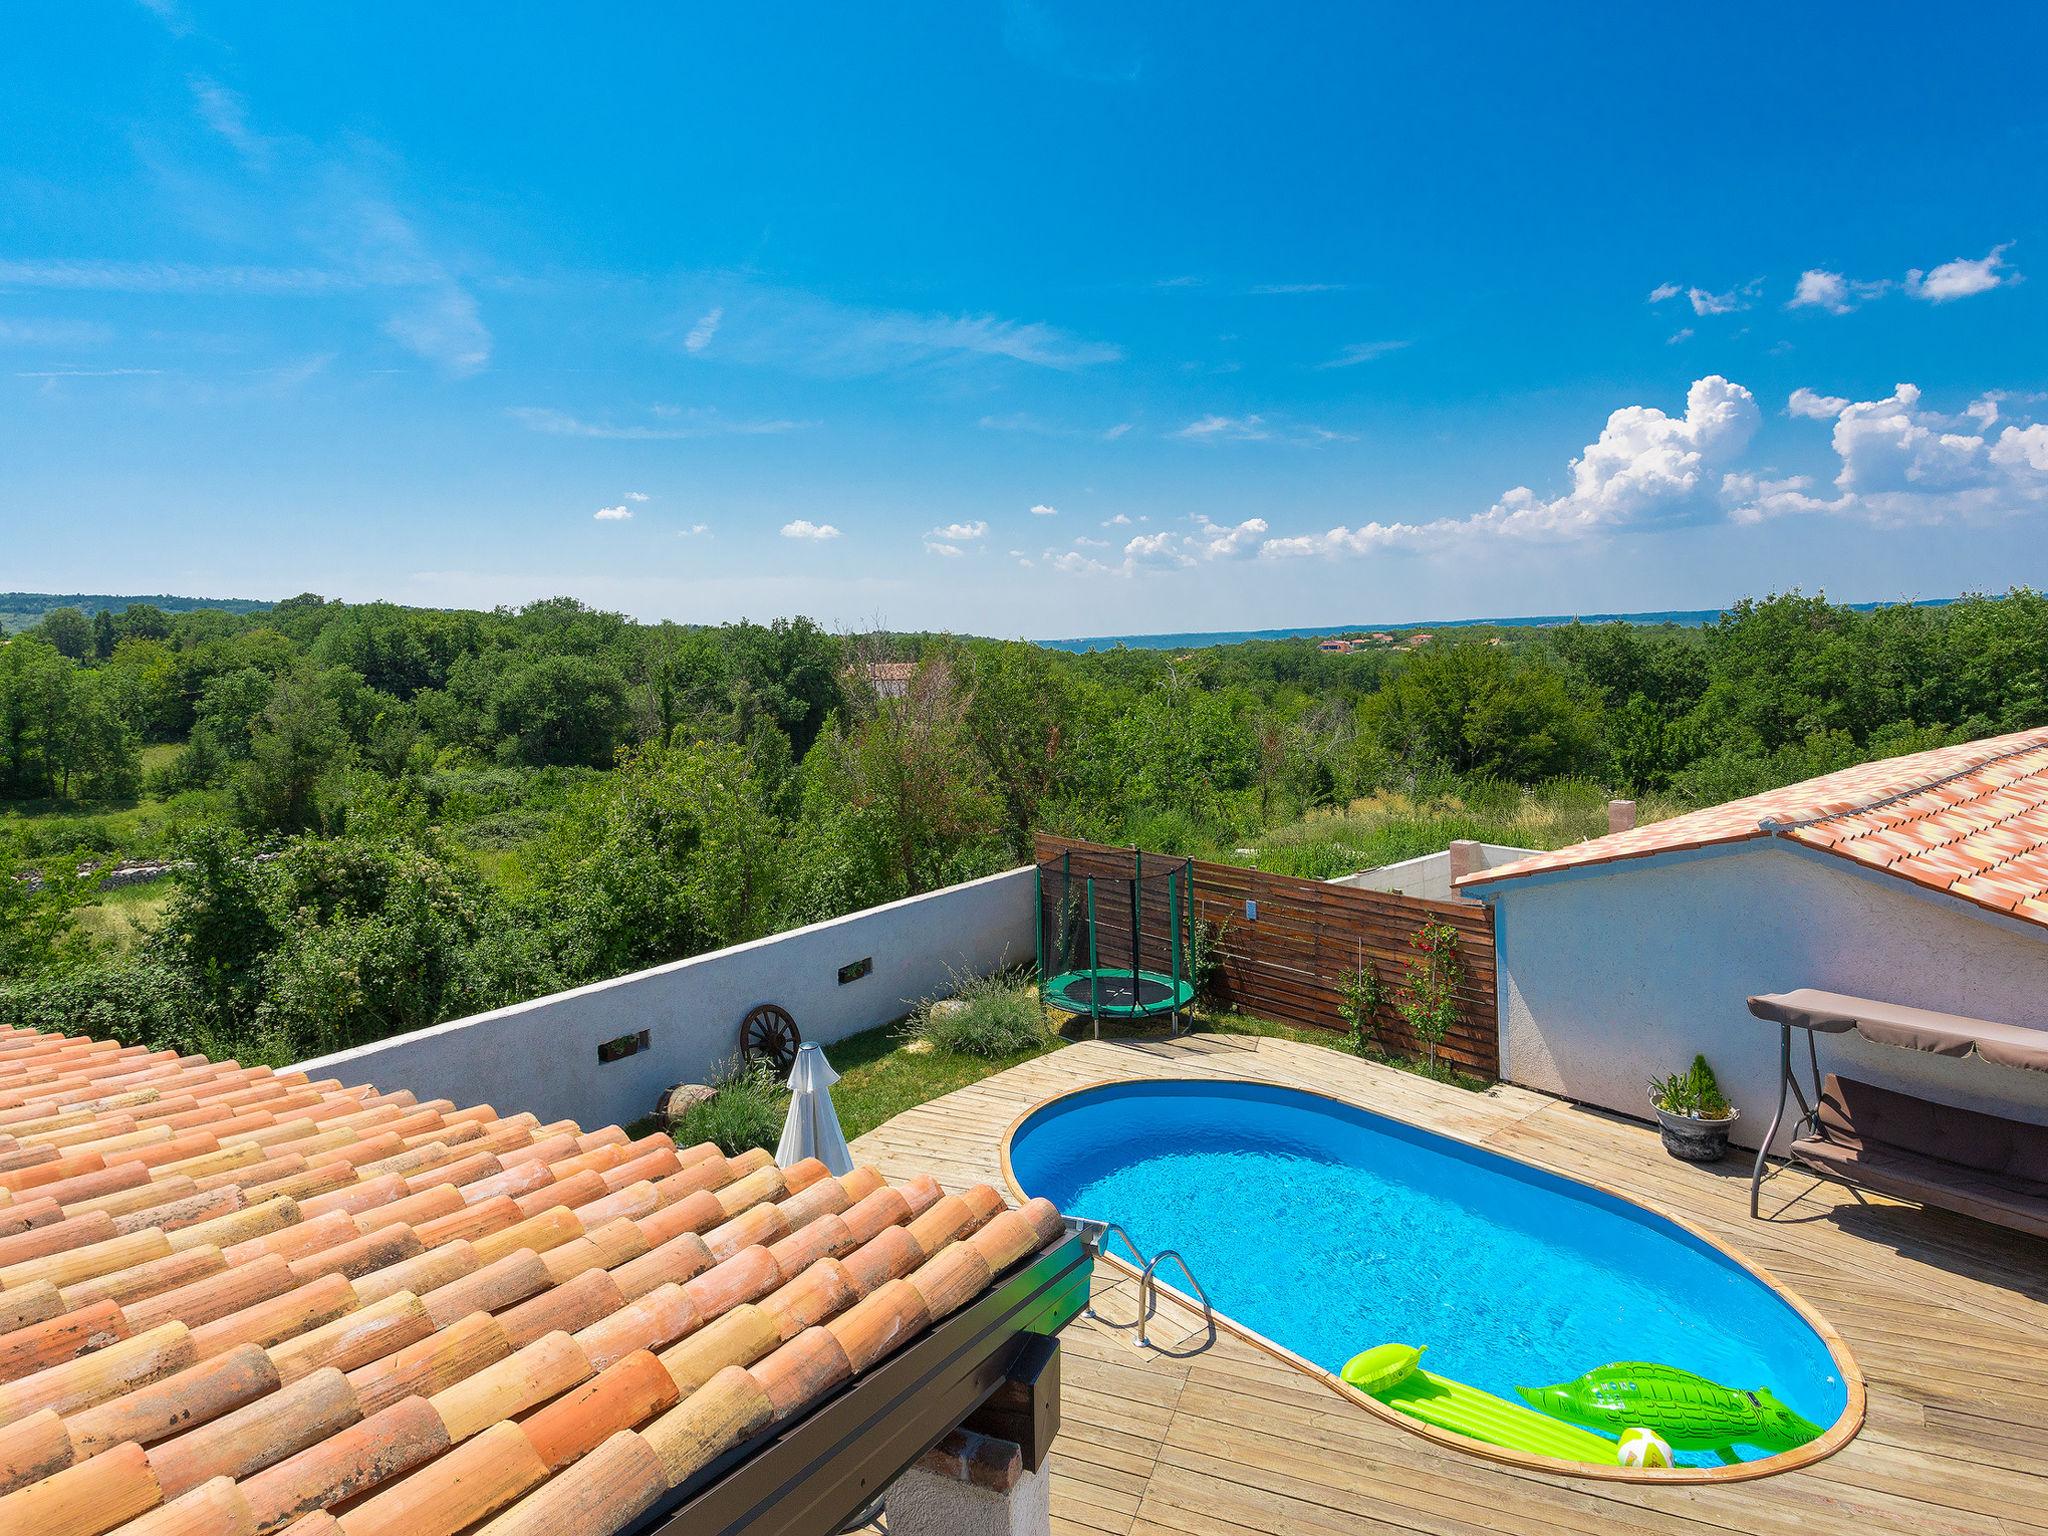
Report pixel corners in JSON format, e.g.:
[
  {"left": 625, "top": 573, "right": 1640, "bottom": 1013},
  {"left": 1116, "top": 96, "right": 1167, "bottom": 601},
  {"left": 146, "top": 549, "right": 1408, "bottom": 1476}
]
[{"left": 1138, "top": 1249, "right": 1214, "bottom": 1350}]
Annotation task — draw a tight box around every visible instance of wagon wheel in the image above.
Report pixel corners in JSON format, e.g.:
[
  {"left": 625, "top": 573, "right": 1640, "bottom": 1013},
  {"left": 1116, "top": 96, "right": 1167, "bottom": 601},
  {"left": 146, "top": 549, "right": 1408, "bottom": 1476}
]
[{"left": 739, "top": 1003, "right": 801, "bottom": 1074}]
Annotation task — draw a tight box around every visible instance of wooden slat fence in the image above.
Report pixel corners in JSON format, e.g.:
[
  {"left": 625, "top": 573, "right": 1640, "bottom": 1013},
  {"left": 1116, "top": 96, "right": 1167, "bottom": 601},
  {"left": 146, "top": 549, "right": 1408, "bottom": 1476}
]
[{"left": 1033, "top": 834, "right": 1499, "bottom": 1077}]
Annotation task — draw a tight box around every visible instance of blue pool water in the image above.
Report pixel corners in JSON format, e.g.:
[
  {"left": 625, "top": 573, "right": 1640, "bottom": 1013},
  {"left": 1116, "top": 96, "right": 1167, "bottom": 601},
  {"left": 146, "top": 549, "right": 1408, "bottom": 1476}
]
[{"left": 1009, "top": 1080, "right": 1848, "bottom": 1466}]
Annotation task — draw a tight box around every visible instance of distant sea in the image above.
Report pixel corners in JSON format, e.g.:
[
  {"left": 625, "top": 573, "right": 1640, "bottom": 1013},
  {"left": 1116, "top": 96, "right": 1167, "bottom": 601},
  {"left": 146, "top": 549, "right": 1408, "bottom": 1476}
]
[{"left": 1038, "top": 598, "right": 1954, "bottom": 653}]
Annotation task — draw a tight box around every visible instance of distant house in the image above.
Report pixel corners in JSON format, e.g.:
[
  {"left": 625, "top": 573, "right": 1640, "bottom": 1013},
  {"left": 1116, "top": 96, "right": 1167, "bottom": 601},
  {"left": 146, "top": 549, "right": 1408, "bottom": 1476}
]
[
  {"left": 1369, "top": 631, "right": 1394, "bottom": 644},
  {"left": 1316, "top": 638, "right": 1352, "bottom": 653},
  {"left": 1457, "top": 728, "right": 2048, "bottom": 1146},
  {"left": 865, "top": 661, "right": 916, "bottom": 699},
  {"left": 1406, "top": 632, "right": 1433, "bottom": 645}
]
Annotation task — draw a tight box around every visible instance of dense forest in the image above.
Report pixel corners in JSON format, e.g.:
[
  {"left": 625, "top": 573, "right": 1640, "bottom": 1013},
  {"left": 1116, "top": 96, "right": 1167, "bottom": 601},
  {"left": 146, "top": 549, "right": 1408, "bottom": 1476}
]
[{"left": 4, "top": 588, "right": 2045, "bottom": 1067}]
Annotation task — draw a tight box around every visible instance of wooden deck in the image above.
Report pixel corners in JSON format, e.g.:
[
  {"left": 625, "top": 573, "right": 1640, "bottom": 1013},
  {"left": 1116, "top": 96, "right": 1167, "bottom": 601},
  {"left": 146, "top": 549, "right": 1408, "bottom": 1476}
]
[{"left": 850, "top": 1034, "right": 2048, "bottom": 1536}]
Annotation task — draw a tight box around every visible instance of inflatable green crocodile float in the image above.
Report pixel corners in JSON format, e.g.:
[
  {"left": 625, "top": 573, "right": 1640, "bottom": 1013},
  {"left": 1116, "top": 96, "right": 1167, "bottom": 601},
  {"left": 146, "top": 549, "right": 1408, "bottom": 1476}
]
[{"left": 1517, "top": 1362, "right": 1823, "bottom": 1462}]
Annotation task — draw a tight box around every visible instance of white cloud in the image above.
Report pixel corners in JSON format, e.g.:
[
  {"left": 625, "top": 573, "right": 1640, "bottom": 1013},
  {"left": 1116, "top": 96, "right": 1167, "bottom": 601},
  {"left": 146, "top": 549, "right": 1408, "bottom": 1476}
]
[
  {"left": 1320, "top": 340, "right": 1409, "bottom": 369},
  {"left": 0, "top": 258, "right": 361, "bottom": 295},
  {"left": 928, "top": 520, "right": 988, "bottom": 541},
  {"left": 1728, "top": 382, "right": 2048, "bottom": 525},
  {"left": 1688, "top": 285, "right": 1748, "bottom": 316},
  {"left": 781, "top": 519, "right": 842, "bottom": 540},
  {"left": 698, "top": 283, "right": 1123, "bottom": 375},
  {"left": 1103, "top": 513, "right": 1131, "bottom": 526},
  {"left": 625, "top": 490, "right": 650, "bottom": 502},
  {"left": 1250, "top": 281, "right": 1348, "bottom": 295},
  {"left": 925, "top": 541, "right": 965, "bottom": 558},
  {"left": 1787, "top": 268, "right": 1892, "bottom": 314},
  {"left": 189, "top": 77, "right": 273, "bottom": 169},
  {"left": 683, "top": 305, "right": 723, "bottom": 353},
  {"left": 1029, "top": 503, "right": 1058, "bottom": 517},
  {"left": 1251, "top": 376, "right": 1762, "bottom": 562},
  {"left": 1907, "top": 244, "right": 2017, "bottom": 303},
  {"left": 1049, "top": 550, "right": 1109, "bottom": 575},
  {"left": 1788, "top": 270, "right": 1851, "bottom": 314},
  {"left": 1667, "top": 328, "right": 1693, "bottom": 345},
  {"left": 1173, "top": 412, "right": 1350, "bottom": 444},
  {"left": 593, "top": 505, "right": 632, "bottom": 521},
  {"left": 0, "top": 316, "right": 116, "bottom": 346},
  {"left": 1194, "top": 516, "right": 1268, "bottom": 559},
  {"left": 1122, "top": 531, "right": 1192, "bottom": 569},
  {"left": 509, "top": 406, "right": 805, "bottom": 439},
  {"left": 1647, "top": 282, "right": 1682, "bottom": 304},
  {"left": 1072, "top": 536, "right": 1110, "bottom": 548},
  {"left": 976, "top": 414, "right": 1131, "bottom": 440},
  {"left": 1480, "top": 375, "right": 1760, "bottom": 537},
  {"left": 678, "top": 523, "right": 710, "bottom": 537},
  {"left": 1175, "top": 413, "right": 1270, "bottom": 442},
  {"left": 1787, "top": 387, "right": 1849, "bottom": 420}
]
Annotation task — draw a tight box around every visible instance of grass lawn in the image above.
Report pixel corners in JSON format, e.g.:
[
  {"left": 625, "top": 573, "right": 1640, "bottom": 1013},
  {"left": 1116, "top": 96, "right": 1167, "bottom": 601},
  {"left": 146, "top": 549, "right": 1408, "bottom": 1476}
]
[{"left": 665, "top": 994, "right": 1482, "bottom": 1155}]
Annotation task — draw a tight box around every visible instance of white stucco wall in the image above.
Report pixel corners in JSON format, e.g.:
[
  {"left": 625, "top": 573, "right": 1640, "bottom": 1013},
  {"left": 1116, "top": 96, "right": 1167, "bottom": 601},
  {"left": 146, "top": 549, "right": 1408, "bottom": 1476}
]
[
  {"left": 296, "top": 865, "right": 1036, "bottom": 1132},
  {"left": 1481, "top": 842, "right": 2048, "bottom": 1149},
  {"left": 1329, "top": 843, "right": 1537, "bottom": 901}
]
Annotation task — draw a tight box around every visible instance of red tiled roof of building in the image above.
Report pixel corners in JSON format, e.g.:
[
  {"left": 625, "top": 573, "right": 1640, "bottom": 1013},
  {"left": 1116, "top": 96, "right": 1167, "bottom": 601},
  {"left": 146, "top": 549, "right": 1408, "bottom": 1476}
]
[
  {"left": 0, "top": 1025, "right": 1063, "bottom": 1536},
  {"left": 1458, "top": 726, "right": 2048, "bottom": 926}
]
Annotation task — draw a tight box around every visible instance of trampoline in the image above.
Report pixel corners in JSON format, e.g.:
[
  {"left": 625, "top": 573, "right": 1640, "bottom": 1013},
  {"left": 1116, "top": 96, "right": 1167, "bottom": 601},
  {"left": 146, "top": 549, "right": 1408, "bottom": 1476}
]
[{"left": 1036, "top": 846, "right": 1196, "bottom": 1036}]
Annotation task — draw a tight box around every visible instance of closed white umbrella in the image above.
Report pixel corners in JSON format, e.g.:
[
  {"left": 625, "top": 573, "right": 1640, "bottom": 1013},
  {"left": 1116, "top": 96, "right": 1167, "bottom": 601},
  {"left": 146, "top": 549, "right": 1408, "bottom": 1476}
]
[{"left": 776, "top": 1042, "right": 853, "bottom": 1175}]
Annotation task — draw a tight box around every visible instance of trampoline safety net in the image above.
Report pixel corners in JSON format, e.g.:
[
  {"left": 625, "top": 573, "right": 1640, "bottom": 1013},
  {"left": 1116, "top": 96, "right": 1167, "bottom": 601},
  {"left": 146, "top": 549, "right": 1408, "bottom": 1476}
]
[{"left": 1036, "top": 846, "right": 1196, "bottom": 1028}]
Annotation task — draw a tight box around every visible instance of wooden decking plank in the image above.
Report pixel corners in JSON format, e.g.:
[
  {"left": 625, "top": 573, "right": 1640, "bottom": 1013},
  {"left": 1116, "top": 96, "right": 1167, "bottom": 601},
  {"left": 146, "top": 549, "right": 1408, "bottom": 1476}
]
[{"left": 852, "top": 1034, "right": 2044, "bottom": 1536}]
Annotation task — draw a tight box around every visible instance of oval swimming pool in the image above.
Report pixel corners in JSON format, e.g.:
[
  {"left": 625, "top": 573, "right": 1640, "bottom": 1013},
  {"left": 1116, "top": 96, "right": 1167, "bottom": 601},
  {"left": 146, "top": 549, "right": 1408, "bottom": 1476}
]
[{"left": 1007, "top": 1079, "right": 1855, "bottom": 1472}]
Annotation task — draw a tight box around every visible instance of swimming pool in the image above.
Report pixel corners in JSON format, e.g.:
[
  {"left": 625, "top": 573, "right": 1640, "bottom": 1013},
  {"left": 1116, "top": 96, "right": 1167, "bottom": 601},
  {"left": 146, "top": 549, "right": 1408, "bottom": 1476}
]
[{"left": 1006, "top": 1078, "right": 1857, "bottom": 1474}]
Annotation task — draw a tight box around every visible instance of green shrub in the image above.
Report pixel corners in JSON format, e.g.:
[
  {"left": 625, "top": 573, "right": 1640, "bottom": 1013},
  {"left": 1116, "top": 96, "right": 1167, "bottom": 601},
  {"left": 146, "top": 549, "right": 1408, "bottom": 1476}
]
[
  {"left": 670, "top": 1058, "right": 788, "bottom": 1155},
  {"left": 906, "top": 972, "right": 1047, "bottom": 1058},
  {"left": 1335, "top": 953, "right": 1386, "bottom": 1057},
  {"left": 1649, "top": 1054, "right": 1732, "bottom": 1119}
]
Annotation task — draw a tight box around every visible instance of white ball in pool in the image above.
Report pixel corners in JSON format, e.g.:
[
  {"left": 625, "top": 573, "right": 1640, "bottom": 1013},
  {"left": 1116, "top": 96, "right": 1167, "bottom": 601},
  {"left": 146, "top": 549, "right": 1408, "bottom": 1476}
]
[{"left": 1616, "top": 1427, "right": 1673, "bottom": 1469}]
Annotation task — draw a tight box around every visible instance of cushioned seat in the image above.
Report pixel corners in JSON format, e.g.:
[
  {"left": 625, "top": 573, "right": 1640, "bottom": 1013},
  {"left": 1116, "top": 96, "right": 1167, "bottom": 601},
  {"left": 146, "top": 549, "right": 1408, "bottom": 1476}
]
[{"left": 1789, "top": 1075, "right": 2048, "bottom": 1240}]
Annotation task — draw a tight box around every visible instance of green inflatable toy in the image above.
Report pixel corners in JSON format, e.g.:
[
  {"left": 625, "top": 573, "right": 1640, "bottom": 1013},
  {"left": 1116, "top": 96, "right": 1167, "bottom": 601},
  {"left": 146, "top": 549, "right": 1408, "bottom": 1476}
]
[
  {"left": 1516, "top": 1362, "right": 1823, "bottom": 1463},
  {"left": 1340, "top": 1343, "right": 1425, "bottom": 1395},
  {"left": 1341, "top": 1345, "right": 1619, "bottom": 1464}
]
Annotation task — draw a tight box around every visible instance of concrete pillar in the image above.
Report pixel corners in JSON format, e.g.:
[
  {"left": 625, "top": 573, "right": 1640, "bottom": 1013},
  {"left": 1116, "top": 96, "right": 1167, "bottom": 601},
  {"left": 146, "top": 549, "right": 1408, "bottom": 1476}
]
[
  {"left": 1608, "top": 799, "right": 1637, "bottom": 835},
  {"left": 886, "top": 1428, "right": 1050, "bottom": 1536},
  {"left": 1447, "top": 840, "right": 1482, "bottom": 884}
]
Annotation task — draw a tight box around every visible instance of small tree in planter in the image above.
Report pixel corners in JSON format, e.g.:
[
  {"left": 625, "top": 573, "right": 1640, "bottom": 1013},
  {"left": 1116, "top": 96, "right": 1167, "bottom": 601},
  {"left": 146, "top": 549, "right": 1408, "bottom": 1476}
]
[
  {"left": 1397, "top": 922, "right": 1462, "bottom": 1078},
  {"left": 1335, "top": 945, "right": 1385, "bottom": 1058},
  {"left": 1648, "top": 1054, "right": 1739, "bottom": 1162}
]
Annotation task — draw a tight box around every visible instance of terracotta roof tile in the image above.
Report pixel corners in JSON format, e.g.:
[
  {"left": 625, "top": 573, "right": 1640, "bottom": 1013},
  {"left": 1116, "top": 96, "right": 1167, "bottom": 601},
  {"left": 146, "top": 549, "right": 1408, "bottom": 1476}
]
[
  {"left": 0, "top": 1020, "right": 1064, "bottom": 1536},
  {"left": 1461, "top": 726, "right": 2048, "bottom": 926}
]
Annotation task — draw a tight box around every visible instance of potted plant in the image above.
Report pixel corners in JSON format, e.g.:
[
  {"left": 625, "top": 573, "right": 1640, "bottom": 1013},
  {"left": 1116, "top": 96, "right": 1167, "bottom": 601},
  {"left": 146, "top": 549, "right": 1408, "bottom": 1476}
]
[{"left": 1648, "top": 1054, "right": 1739, "bottom": 1162}]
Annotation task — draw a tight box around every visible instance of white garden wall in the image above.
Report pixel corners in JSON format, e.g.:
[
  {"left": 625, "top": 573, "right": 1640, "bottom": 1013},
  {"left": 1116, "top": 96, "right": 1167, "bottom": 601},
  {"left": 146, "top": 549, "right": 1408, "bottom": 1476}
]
[
  {"left": 1329, "top": 842, "right": 1537, "bottom": 901},
  {"left": 297, "top": 866, "right": 1036, "bottom": 1131},
  {"left": 1478, "top": 842, "right": 2048, "bottom": 1149}
]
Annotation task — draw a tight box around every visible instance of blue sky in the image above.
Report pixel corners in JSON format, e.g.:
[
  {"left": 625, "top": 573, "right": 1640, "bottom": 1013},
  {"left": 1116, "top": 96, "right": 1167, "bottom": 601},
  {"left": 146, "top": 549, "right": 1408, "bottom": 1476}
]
[{"left": 3, "top": 4, "right": 2045, "bottom": 639}]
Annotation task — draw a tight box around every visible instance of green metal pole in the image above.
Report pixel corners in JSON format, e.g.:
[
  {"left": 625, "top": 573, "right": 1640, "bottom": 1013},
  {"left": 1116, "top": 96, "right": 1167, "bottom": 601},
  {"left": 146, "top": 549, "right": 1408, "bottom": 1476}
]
[
  {"left": 1086, "top": 875, "right": 1100, "bottom": 1040},
  {"left": 1034, "top": 862, "right": 1046, "bottom": 1031},
  {"left": 1131, "top": 848, "right": 1143, "bottom": 1019},
  {"left": 1167, "top": 867, "right": 1182, "bottom": 1036}
]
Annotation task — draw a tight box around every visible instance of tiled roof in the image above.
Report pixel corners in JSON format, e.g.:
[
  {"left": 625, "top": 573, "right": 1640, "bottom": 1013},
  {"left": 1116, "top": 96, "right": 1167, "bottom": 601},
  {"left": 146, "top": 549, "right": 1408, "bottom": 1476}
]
[
  {"left": 1458, "top": 726, "right": 2048, "bottom": 926},
  {"left": 0, "top": 1024, "right": 1064, "bottom": 1536}
]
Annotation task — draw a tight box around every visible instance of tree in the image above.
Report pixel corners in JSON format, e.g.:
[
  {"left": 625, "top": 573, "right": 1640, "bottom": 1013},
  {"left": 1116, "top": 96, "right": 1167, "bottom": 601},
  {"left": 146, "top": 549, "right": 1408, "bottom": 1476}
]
[
  {"left": 804, "top": 655, "right": 1003, "bottom": 900},
  {"left": 488, "top": 654, "right": 628, "bottom": 767},
  {"left": 233, "top": 667, "right": 351, "bottom": 831},
  {"left": 1363, "top": 641, "right": 1598, "bottom": 780},
  {"left": 32, "top": 607, "right": 92, "bottom": 660},
  {"left": 92, "top": 608, "right": 118, "bottom": 660},
  {"left": 535, "top": 740, "right": 785, "bottom": 979}
]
